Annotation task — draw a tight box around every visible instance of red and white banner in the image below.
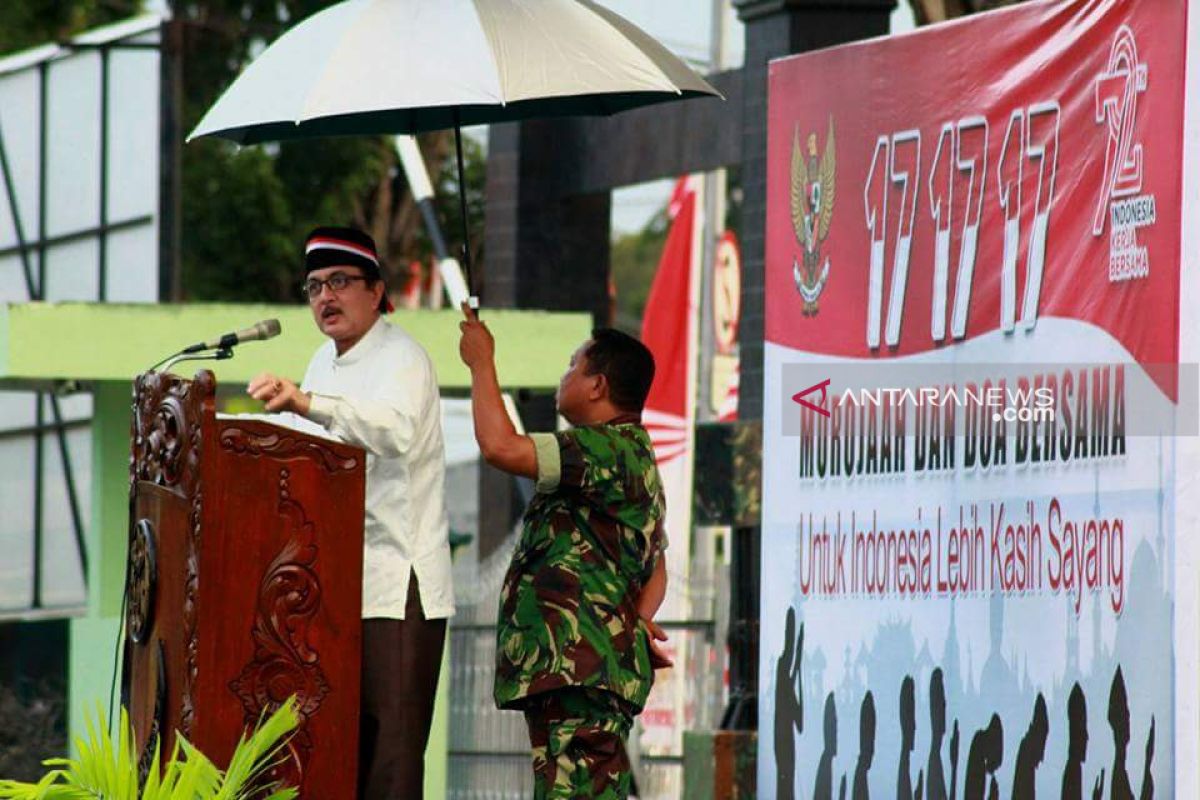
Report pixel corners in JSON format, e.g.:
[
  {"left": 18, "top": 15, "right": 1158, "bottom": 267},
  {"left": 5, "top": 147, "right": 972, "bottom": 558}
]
[
  {"left": 760, "top": 1, "right": 1197, "bottom": 798},
  {"left": 765, "top": 1, "right": 1184, "bottom": 387},
  {"left": 712, "top": 230, "right": 741, "bottom": 422},
  {"left": 639, "top": 175, "right": 703, "bottom": 757},
  {"left": 643, "top": 177, "right": 699, "bottom": 468}
]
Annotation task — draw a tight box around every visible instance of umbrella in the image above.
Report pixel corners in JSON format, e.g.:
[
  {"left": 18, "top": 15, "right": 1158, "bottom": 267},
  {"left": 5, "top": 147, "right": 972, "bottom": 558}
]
[{"left": 188, "top": 0, "right": 722, "bottom": 301}]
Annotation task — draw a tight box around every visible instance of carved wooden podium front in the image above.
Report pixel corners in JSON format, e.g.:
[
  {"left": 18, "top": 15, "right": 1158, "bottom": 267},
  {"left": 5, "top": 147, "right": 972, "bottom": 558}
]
[{"left": 125, "top": 370, "right": 365, "bottom": 797}]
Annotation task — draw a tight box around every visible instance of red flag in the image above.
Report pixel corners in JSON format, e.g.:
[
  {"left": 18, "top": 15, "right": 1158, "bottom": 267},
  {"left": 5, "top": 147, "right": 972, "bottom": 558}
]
[
  {"left": 636, "top": 175, "right": 701, "bottom": 757},
  {"left": 641, "top": 178, "right": 697, "bottom": 465}
]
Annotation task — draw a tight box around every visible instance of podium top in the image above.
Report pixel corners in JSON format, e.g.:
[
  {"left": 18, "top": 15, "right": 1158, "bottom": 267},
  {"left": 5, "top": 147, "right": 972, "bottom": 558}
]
[{"left": 0, "top": 302, "right": 589, "bottom": 391}]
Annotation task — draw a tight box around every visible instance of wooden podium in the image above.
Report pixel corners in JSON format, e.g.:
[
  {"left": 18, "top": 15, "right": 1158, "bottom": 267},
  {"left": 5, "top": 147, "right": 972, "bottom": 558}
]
[{"left": 124, "top": 370, "right": 365, "bottom": 797}]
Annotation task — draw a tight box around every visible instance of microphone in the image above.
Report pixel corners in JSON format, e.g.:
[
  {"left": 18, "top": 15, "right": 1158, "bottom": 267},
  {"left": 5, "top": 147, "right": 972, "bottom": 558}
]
[{"left": 182, "top": 319, "right": 281, "bottom": 353}]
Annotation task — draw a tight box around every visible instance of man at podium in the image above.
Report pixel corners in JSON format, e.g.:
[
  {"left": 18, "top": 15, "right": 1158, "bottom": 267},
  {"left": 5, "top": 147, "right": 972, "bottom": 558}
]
[{"left": 247, "top": 226, "right": 453, "bottom": 799}]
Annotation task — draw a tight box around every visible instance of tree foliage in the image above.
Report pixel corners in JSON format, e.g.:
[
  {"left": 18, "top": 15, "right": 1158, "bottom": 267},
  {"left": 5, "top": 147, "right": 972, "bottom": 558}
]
[
  {"left": 610, "top": 209, "right": 668, "bottom": 334},
  {"left": 0, "top": 1, "right": 141, "bottom": 54}
]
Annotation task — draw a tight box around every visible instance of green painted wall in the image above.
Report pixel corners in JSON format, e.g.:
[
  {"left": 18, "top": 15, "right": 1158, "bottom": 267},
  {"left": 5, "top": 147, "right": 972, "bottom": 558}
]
[
  {"left": 68, "top": 382, "right": 134, "bottom": 741},
  {"left": 0, "top": 302, "right": 589, "bottom": 390}
]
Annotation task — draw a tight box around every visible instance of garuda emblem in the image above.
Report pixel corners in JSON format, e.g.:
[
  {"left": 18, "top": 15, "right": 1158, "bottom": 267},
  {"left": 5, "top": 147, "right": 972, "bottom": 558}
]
[{"left": 791, "top": 118, "right": 836, "bottom": 315}]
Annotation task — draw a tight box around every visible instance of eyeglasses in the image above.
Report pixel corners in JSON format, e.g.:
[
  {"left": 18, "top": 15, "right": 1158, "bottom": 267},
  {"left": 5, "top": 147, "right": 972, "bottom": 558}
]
[{"left": 302, "top": 272, "right": 369, "bottom": 300}]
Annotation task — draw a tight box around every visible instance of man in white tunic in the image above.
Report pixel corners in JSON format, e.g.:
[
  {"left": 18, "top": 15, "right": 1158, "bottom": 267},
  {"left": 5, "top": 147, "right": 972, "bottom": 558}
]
[{"left": 248, "top": 226, "right": 453, "bottom": 799}]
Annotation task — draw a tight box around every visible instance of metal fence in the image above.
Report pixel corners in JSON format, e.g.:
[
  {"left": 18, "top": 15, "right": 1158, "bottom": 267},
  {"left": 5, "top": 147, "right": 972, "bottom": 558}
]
[
  {"left": 447, "top": 526, "right": 529, "bottom": 798},
  {"left": 0, "top": 16, "right": 162, "bottom": 617}
]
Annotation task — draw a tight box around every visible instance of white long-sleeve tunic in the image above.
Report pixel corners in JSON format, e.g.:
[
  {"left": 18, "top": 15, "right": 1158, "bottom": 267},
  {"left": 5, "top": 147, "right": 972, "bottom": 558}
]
[{"left": 285, "top": 316, "right": 454, "bottom": 620}]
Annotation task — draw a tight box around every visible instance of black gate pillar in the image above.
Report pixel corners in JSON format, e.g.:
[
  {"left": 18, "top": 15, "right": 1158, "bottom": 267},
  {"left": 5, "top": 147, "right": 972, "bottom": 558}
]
[
  {"left": 478, "top": 118, "right": 613, "bottom": 560},
  {"left": 483, "top": 119, "right": 612, "bottom": 324}
]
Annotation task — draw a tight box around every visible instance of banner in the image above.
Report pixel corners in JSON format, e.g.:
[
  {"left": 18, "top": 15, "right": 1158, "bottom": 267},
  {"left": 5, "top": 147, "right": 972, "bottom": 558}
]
[
  {"left": 712, "top": 230, "right": 741, "bottom": 422},
  {"left": 640, "top": 175, "right": 703, "bottom": 760},
  {"left": 759, "top": 1, "right": 1194, "bottom": 798}
]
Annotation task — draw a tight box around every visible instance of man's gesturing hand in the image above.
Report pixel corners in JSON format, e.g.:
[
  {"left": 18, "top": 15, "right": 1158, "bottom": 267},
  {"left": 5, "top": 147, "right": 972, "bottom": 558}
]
[
  {"left": 248, "top": 372, "right": 310, "bottom": 415},
  {"left": 458, "top": 301, "right": 495, "bottom": 370}
]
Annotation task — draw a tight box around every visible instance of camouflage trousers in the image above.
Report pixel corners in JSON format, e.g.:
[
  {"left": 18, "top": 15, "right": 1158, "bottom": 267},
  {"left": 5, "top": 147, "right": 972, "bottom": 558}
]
[{"left": 522, "top": 687, "right": 635, "bottom": 799}]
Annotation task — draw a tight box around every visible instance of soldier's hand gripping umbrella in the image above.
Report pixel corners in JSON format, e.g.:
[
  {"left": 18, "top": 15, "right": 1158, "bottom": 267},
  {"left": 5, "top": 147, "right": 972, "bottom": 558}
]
[{"left": 189, "top": 0, "right": 722, "bottom": 306}]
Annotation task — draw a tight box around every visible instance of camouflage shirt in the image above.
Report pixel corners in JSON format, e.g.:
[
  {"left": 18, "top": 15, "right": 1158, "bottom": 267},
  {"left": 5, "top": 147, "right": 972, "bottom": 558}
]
[{"left": 493, "top": 415, "right": 666, "bottom": 712}]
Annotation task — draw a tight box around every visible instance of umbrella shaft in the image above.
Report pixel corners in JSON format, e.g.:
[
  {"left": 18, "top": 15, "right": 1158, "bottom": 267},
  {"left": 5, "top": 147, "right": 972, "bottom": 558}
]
[{"left": 454, "top": 118, "right": 473, "bottom": 297}]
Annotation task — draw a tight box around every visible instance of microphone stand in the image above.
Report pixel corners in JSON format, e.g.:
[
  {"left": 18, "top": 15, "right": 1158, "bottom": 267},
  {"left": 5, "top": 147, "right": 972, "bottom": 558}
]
[{"left": 149, "top": 346, "right": 234, "bottom": 374}]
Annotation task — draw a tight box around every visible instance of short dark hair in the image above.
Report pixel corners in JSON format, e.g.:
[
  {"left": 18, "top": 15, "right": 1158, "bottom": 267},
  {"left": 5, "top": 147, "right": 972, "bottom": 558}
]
[{"left": 583, "top": 328, "right": 656, "bottom": 413}]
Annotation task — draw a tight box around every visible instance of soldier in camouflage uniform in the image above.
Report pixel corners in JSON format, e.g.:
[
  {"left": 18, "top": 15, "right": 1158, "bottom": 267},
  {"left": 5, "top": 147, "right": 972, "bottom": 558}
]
[{"left": 459, "top": 305, "right": 669, "bottom": 799}]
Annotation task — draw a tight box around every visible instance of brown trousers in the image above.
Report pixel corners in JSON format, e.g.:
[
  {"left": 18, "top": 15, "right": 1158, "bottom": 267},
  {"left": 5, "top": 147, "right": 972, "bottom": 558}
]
[{"left": 358, "top": 571, "right": 447, "bottom": 800}]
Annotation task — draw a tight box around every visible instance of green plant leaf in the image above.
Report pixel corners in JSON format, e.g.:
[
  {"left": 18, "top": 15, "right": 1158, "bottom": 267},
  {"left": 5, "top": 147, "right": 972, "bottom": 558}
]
[
  {"left": 0, "top": 696, "right": 302, "bottom": 800},
  {"left": 213, "top": 699, "right": 300, "bottom": 799}
]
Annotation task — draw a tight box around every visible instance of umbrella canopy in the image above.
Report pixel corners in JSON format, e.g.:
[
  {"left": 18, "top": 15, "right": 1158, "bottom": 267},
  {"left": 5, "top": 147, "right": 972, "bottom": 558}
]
[{"left": 189, "top": 0, "right": 721, "bottom": 144}]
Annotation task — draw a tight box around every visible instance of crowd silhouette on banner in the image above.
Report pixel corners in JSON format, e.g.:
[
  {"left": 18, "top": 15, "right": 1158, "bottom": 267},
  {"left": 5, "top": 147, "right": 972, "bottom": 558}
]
[{"left": 773, "top": 608, "right": 1155, "bottom": 800}]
